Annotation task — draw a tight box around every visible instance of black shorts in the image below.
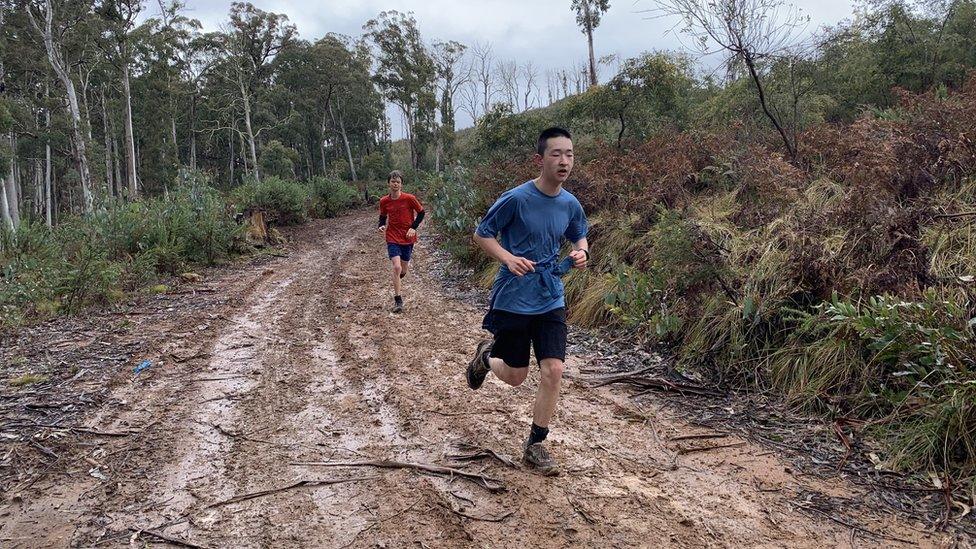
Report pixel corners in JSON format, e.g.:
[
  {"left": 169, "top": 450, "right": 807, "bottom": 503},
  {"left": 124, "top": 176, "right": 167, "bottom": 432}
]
[{"left": 485, "top": 308, "right": 567, "bottom": 368}]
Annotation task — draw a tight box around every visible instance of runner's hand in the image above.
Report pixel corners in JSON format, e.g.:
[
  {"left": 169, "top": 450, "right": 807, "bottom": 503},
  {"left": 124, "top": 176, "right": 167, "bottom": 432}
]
[
  {"left": 569, "top": 249, "right": 588, "bottom": 270},
  {"left": 505, "top": 256, "right": 535, "bottom": 276},
  {"left": 406, "top": 228, "right": 417, "bottom": 239},
  {"left": 378, "top": 225, "right": 386, "bottom": 234}
]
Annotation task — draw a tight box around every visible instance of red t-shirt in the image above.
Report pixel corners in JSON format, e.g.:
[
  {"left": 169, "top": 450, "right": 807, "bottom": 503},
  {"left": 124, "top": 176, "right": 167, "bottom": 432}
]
[{"left": 380, "top": 193, "right": 424, "bottom": 245}]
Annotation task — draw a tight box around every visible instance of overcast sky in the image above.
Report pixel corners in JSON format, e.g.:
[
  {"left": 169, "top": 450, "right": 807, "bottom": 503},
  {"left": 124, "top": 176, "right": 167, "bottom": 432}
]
[{"left": 167, "top": 0, "right": 861, "bottom": 137}]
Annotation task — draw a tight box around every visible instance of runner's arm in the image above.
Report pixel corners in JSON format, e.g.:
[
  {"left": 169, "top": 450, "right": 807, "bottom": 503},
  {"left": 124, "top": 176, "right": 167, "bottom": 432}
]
[
  {"left": 378, "top": 214, "right": 387, "bottom": 233},
  {"left": 570, "top": 237, "right": 590, "bottom": 268},
  {"left": 473, "top": 234, "right": 535, "bottom": 276},
  {"left": 409, "top": 210, "right": 425, "bottom": 229}
]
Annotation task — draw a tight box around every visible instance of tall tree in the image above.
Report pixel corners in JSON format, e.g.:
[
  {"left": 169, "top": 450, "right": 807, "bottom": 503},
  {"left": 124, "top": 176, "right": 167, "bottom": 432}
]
[
  {"left": 26, "top": 0, "right": 97, "bottom": 214},
  {"left": 98, "top": 0, "right": 141, "bottom": 198},
  {"left": 220, "top": 2, "right": 295, "bottom": 182},
  {"left": 0, "top": 95, "right": 12, "bottom": 231},
  {"left": 572, "top": 0, "right": 610, "bottom": 88},
  {"left": 363, "top": 11, "right": 436, "bottom": 170},
  {"left": 432, "top": 40, "right": 467, "bottom": 169}
]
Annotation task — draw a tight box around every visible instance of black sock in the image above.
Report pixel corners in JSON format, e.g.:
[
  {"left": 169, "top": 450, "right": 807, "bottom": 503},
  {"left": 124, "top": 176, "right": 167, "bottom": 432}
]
[{"left": 527, "top": 423, "right": 549, "bottom": 446}]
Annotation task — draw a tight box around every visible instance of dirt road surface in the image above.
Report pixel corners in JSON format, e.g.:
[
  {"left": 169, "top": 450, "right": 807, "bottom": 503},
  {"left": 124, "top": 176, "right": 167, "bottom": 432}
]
[{"left": 0, "top": 210, "right": 956, "bottom": 547}]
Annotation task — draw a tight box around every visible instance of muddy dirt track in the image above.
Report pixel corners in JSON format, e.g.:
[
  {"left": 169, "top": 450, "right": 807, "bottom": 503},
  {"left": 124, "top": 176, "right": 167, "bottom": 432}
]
[{"left": 0, "top": 210, "right": 960, "bottom": 547}]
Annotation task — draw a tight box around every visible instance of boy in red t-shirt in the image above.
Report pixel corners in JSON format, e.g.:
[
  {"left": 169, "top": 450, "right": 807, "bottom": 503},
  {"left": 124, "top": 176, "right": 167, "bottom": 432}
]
[{"left": 378, "top": 170, "right": 425, "bottom": 313}]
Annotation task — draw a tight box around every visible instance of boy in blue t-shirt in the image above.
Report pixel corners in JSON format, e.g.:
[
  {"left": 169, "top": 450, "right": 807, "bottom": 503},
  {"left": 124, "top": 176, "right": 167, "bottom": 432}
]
[{"left": 467, "top": 127, "right": 590, "bottom": 476}]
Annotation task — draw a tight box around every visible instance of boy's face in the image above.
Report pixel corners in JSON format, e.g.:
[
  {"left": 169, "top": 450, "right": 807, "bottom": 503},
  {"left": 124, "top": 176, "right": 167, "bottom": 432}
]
[
  {"left": 536, "top": 136, "right": 574, "bottom": 183},
  {"left": 388, "top": 177, "right": 402, "bottom": 194}
]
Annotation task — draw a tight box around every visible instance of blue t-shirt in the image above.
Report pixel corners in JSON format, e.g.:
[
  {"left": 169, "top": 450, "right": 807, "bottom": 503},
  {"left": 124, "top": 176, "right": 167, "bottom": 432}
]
[{"left": 475, "top": 180, "right": 588, "bottom": 315}]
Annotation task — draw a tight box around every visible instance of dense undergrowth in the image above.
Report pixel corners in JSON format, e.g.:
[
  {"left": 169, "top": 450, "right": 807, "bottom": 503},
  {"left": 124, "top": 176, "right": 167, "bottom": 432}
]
[
  {"left": 0, "top": 173, "right": 363, "bottom": 328},
  {"left": 426, "top": 77, "right": 976, "bottom": 479}
]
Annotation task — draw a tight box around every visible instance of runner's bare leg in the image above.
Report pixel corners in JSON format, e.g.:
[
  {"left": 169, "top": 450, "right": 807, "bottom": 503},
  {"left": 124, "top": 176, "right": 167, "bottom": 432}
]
[
  {"left": 487, "top": 357, "right": 529, "bottom": 386},
  {"left": 533, "top": 358, "right": 564, "bottom": 428},
  {"left": 391, "top": 256, "right": 403, "bottom": 295}
]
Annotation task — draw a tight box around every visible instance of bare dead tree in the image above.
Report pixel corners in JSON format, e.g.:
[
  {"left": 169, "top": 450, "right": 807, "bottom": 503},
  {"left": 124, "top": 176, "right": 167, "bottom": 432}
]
[
  {"left": 496, "top": 60, "right": 520, "bottom": 110},
  {"left": 471, "top": 42, "right": 496, "bottom": 114},
  {"left": 572, "top": 61, "right": 587, "bottom": 94},
  {"left": 652, "top": 0, "right": 807, "bottom": 159},
  {"left": 545, "top": 69, "right": 556, "bottom": 105},
  {"left": 459, "top": 76, "right": 481, "bottom": 123},
  {"left": 521, "top": 61, "right": 539, "bottom": 110}
]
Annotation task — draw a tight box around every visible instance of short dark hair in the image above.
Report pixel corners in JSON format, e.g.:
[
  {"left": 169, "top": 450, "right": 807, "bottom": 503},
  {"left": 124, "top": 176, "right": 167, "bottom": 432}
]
[
  {"left": 387, "top": 170, "right": 404, "bottom": 182},
  {"left": 536, "top": 127, "right": 572, "bottom": 155}
]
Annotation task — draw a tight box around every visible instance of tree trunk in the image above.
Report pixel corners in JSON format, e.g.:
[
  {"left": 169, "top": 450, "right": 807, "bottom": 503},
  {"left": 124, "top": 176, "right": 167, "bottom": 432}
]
[
  {"left": 330, "top": 101, "right": 357, "bottom": 181},
  {"left": 5, "top": 135, "right": 21, "bottom": 229},
  {"left": 742, "top": 54, "right": 796, "bottom": 160},
  {"left": 46, "top": 97, "right": 53, "bottom": 227},
  {"left": 122, "top": 60, "right": 138, "bottom": 198},
  {"left": 586, "top": 9, "right": 598, "bottom": 88},
  {"left": 320, "top": 118, "right": 328, "bottom": 174},
  {"left": 228, "top": 122, "right": 236, "bottom": 185},
  {"left": 402, "top": 105, "right": 418, "bottom": 170},
  {"left": 239, "top": 78, "right": 260, "bottom": 182},
  {"left": 190, "top": 95, "right": 197, "bottom": 170},
  {"left": 617, "top": 109, "right": 626, "bottom": 149},
  {"left": 112, "top": 135, "right": 122, "bottom": 197},
  {"left": 0, "top": 169, "right": 12, "bottom": 232},
  {"left": 171, "top": 116, "right": 179, "bottom": 172},
  {"left": 100, "top": 89, "right": 114, "bottom": 198},
  {"left": 29, "top": 0, "right": 94, "bottom": 214},
  {"left": 79, "top": 70, "right": 94, "bottom": 144},
  {"left": 35, "top": 159, "right": 43, "bottom": 220}
]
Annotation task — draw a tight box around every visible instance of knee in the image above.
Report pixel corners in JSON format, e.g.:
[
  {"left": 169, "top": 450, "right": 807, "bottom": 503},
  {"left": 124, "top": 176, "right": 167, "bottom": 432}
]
[
  {"left": 496, "top": 361, "right": 529, "bottom": 387},
  {"left": 510, "top": 368, "right": 529, "bottom": 386},
  {"left": 540, "top": 360, "right": 565, "bottom": 386},
  {"left": 392, "top": 263, "right": 402, "bottom": 275}
]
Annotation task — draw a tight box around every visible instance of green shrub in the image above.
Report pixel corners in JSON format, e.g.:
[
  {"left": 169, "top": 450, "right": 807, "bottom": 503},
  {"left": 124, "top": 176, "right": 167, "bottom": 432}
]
[
  {"left": 424, "top": 166, "right": 483, "bottom": 266},
  {"left": 0, "top": 179, "right": 243, "bottom": 327},
  {"left": 55, "top": 242, "right": 121, "bottom": 314},
  {"left": 259, "top": 140, "right": 299, "bottom": 179},
  {"left": 768, "top": 291, "right": 976, "bottom": 471},
  {"left": 426, "top": 166, "right": 479, "bottom": 236},
  {"left": 309, "top": 176, "right": 359, "bottom": 217},
  {"left": 231, "top": 176, "right": 310, "bottom": 225}
]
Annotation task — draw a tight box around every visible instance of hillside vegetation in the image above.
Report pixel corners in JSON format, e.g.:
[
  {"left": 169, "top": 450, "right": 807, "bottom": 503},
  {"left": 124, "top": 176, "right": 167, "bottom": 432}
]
[{"left": 426, "top": 1, "right": 976, "bottom": 479}]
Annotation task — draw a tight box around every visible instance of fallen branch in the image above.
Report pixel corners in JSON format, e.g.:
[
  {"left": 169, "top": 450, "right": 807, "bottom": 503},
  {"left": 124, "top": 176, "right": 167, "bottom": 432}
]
[
  {"left": 130, "top": 528, "right": 207, "bottom": 549},
  {"left": 588, "top": 372, "right": 723, "bottom": 398},
  {"left": 291, "top": 459, "right": 505, "bottom": 493},
  {"left": 669, "top": 433, "right": 728, "bottom": 442},
  {"left": 190, "top": 375, "right": 250, "bottom": 382},
  {"left": 567, "top": 496, "right": 596, "bottom": 524},
  {"left": 832, "top": 422, "right": 853, "bottom": 471},
  {"left": 801, "top": 507, "right": 914, "bottom": 545},
  {"left": 677, "top": 441, "right": 746, "bottom": 456},
  {"left": 205, "top": 477, "right": 376, "bottom": 509},
  {"left": 24, "top": 422, "right": 137, "bottom": 437},
  {"left": 446, "top": 442, "right": 518, "bottom": 468},
  {"left": 437, "top": 501, "right": 515, "bottom": 522}
]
